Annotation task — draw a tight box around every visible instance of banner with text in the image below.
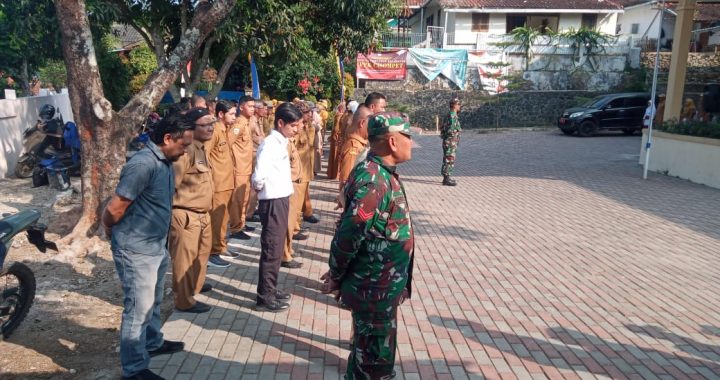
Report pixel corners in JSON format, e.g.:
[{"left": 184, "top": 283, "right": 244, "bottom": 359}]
[{"left": 356, "top": 51, "right": 407, "bottom": 80}]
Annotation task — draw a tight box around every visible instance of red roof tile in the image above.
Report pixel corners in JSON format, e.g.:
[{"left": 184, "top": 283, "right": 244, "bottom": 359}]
[{"left": 438, "top": 0, "right": 624, "bottom": 10}]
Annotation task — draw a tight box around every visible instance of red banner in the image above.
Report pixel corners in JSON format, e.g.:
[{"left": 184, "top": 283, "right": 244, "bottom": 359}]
[{"left": 356, "top": 51, "right": 407, "bottom": 80}]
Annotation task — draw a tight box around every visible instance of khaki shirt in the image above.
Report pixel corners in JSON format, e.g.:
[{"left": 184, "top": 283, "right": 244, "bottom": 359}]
[
  {"left": 173, "top": 140, "right": 213, "bottom": 213},
  {"left": 295, "top": 122, "right": 314, "bottom": 182},
  {"left": 263, "top": 116, "right": 274, "bottom": 137},
  {"left": 288, "top": 138, "right": 301, "bottom": 183},
  {"left": 228, "top": 115, "right": 254, "bottom": 183},
  {"left": 337, "top": 135, "right": 368, "bottom": 183},
  {"left": 250, "top": 116, "right": 265, "bottom": 152},
  {"left": 206, "top": 121, "right": 234, "bottom": 192}
]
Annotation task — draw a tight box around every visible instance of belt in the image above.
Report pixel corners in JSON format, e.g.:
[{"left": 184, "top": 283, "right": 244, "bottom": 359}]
[{"left": 172, "top": 207, "right": 209, "bottom": 214}]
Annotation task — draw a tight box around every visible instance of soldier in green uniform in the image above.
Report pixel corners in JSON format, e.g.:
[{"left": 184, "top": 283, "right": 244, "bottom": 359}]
[
  {"left": 321, "top": 112, "right": 415, "bottom": 380},
  {"left": 440, "top": 97, "right": 462, "bottom": 186}
]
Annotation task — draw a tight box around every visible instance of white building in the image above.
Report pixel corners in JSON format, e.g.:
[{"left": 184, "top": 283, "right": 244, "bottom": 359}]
[{"left": 392, "top": 0, "right": 623, "bottom": 50}]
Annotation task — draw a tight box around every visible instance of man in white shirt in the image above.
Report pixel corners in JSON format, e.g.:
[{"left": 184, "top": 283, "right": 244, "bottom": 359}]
[{"left": 251, "top": 102, "right": 304, "bottom": 312}]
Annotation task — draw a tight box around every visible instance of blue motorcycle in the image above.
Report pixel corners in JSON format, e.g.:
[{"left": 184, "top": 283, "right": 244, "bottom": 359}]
[{"left": 0, "top": 209, "right": 56, "bottom": 338}]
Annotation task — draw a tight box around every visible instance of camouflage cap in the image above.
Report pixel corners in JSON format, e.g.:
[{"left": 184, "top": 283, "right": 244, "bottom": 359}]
[
  {"left": 367, "top": 111, "right": 412, "bottom": 137},
  {"left": 296, "top": 101, "right": 311, "bottom": 113}
]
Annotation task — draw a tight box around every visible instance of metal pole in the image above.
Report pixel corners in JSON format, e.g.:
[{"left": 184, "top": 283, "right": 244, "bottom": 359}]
[{"left": 643, "top": 0, "right": 664, "bottom": 180}]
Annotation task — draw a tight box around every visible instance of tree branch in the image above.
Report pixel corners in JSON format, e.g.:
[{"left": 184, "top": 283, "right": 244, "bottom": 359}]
[
  {"left": 209, "top": 48, "right": 241, "bottom": 100},
  {"left": 119, "top": 0, "right": 236, "bottom": 123},
  {"left": 188, "top": 35, "right": 216, "bottom": 93}
]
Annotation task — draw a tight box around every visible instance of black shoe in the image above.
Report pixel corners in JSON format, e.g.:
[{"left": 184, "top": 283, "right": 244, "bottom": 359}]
[
  {"left": 292, "top": 232, "right": 308, "bottom": 241},
  {"left": 207, "top": 255, "right": 230, "bottom": 268},
  {"left": 244, "top": 225, "right": 256, "bottom": 232},
  {"left": 276, "top": 290, "right": 292, "bottom": 301},
  {"left": 176, "top": 301, "right": 211, "bottom": 314},
  {"left": 219, "top": 250, "right": 240, "bottom": 259},
  {"left": 229, "top": 231, "right": 252, "bottom": 240},
  {"left": 255, "top": 300, "right": 290, "bottom": 313},
  {"left": 148, "top": 340, "right": 185, "bottom": 358},
  {"left": 303, "top": 215, "right": 320, "bottom": 223},
  {"left": 246, "top": 214, "right": 261, "bottom": 223},
  {"left": 123, "top": 369, "right": 165, "bottom": 380},
  {"left": 200, "top": 283, "right": 212, "bottom": 293},
  {"left": 442, "top": 176, "right": 457, "bottom": 186},
  {"left": 281, "top": 260, "right": 303, "bottom": 269}
]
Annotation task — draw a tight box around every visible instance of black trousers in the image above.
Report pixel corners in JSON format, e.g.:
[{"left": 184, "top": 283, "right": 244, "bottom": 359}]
[{"left": 257, "top": 196, "right": 289, "bottom": 305}]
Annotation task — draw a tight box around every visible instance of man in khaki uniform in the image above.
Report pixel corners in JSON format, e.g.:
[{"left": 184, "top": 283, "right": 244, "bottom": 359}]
[
  {"left": 170, "top": 108, "right": 215, "bottom": 313},
  {"left": 282, "top": 136, "right": 303, "bottom": 268},
  {"left": 262, "top": 101, "right": 275, "bottom": 136},
  {"left": 227, "top": 96, "right": 256, "bottom": 242},
  {"left": 300, "top": 102, "right": 320, "bottom": 225},
  {"left": 207, "top": 100, "right": 237, "bottom": 268},
  {"left": 336, "top": 105, "right": 372, "bottom": 208},
  {"left": 292, "top": 102, "right": 314, "bottom": 240}
]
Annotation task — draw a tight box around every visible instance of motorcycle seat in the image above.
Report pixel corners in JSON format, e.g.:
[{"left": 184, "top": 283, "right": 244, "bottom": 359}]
[{"left": 0, "top": 210, "right": 41, "bottom": 245}]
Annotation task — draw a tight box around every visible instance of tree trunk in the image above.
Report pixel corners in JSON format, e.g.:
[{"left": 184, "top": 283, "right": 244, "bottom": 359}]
[
  {"left": 21, "top": 58, "right": 30, "bottom": 95},
  {"left": 208, "top": 49, "right": 241, "bottom": 99},
  {"left": 53, "top": 0, "right": 237, "bottom": 251}
]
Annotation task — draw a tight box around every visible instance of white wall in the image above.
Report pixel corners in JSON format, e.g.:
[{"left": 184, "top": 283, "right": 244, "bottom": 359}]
[
  {"left": 0, "top": 94, "right": 74, "bottom": 178},
  {"left": 597, "top": 12, "right": 618, "bottom": 35},
  {"left": 618, "top": 4, "right": 670, "bottom": 40},
  {"left": 558, "top": 14, "right": 582, "bottom": 32},
  {"left": 640, "top": 130, "right": 720, "bottom": 189}
]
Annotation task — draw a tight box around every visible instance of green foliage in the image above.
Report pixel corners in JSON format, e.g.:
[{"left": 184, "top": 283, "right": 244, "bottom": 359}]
[
  {"left": 508, "top": 27, "right": 540, "bottom": 70},
  {"left": 344, "top": 72, "right": 355, "bottom": 99},
  {"left": 620, "top": 66, "right": 648, "bottom": 92},
  {"left": 559, "top": 28, "right": 615, "bottom": 71},
  {"left": 301, "top": 0, "right": 401, "bottom": 58},
  {"left": 259, "top": 36, "right": 343, "bottom": 100},
  {"left": 96, "top": 35, "right": 131, "bottom": 110},
  {"left": 658, "top": 120, "right": 720, "bottom": 139},
  {"left": 127, "top": 45, "right": 158, "bottom": 94},
  {"left": 38, "top": 60, "right": 67, "bottom": 90},
  {"left": 0, "top": 0, "right": 62, "bottom": 89}
]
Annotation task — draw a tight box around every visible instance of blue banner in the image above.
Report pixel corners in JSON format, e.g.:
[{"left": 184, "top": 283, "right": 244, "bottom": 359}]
[
  {"left": 408, "top": 49, "right": 468, "bottom": 90},
  {"left": 249, "top": 53, "right": 260, "bottom": 99}
]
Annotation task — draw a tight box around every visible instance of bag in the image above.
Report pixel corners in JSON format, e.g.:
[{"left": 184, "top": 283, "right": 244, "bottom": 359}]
[
  {"left": 47, "top": 167, "right": 70, "bottom": 190},
  {"left": 32, "top": 167, "right": 49, "bottom": 188}
]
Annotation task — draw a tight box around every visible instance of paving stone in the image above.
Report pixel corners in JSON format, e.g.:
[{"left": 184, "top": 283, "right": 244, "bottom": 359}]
[{"left": 149, "top": 132, "right": 720, "bottom": 379}]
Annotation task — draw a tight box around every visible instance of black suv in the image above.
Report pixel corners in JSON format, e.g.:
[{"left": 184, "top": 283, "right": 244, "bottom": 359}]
[{"left": 557, "top": 93, "right": 650, "bottom": 136}]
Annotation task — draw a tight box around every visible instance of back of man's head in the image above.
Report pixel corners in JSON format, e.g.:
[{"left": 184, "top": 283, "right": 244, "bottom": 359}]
[
  {"left": 364, "top": 92, "right": 386, "bottom": 108},
  {"left": 151, "top": 114, "right": 191, "bottom": 145},
  {"left": 351, "top": 105, "right": 373, "bottom": 134}
]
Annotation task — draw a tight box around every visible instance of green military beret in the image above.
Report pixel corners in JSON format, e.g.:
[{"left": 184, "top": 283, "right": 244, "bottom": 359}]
[{"left": 367, "top": 111, "right": 412, "bottom": 137}]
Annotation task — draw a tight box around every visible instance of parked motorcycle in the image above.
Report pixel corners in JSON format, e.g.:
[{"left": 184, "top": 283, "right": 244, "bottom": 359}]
[
  {"left": 14, "top": 104, "right": 80, "bottom": 180},
  {"left": 0, "top": 209, "right": 56, "bottom": 338}
]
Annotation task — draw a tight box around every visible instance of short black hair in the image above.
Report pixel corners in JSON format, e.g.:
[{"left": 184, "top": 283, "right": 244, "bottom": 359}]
[
  {"left": 215, "top": 100, "right": 235, "bottom": 118},
  {"left": 274, "top": 102, "right": 303, "bottom": 129},
  {"left": 151, "top": 114, "right": 191, "bottom": 145},
  {"left": 364, "top": 92, "right": 386, "bottom": 107},
  {"left": 179, "top": 97, "right": 192, "bottom": 110},
  {"left": 238, "top": 95, "right": 255, "bottom": 107}
]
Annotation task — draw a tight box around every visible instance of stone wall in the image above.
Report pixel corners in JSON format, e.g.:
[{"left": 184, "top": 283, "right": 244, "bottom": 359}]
[
  {"left": 641, "top": 52, "right": 720, "bottom": 71},
  {"left": 353, "top": 89, "right": 601, "bottom": 130}
]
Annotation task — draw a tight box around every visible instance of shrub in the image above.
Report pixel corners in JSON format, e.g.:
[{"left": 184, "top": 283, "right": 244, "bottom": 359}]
[{"left": 658, "top": 120, "right": 720, "bottom": 140}]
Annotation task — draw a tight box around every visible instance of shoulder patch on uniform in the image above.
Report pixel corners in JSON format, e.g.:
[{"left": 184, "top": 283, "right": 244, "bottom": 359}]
[{"left": 357, "top": 208, "right": 373, "bottom": 221}]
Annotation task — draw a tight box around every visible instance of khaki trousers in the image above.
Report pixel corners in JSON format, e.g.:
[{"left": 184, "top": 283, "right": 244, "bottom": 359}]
[
  {"left": 210, "top": 189, "right": 233, "bottom": 253},
  {"left": 295, "top": 181, "right": 309, "bottom": 228},
  {"left": 302, "top": 186, "right": 313, "bottom": 217},
  {"left": 228, "top": 176, "right": 251, "bottom": 233},
  {"left": 169, "top": 209, "right": 211, "bottom": 310},
  {"left": 246, "top": 188, "right": 258, "bottom": 217},
  {"left": 284, "top": 183, "right": 302, "bottom": 262}
]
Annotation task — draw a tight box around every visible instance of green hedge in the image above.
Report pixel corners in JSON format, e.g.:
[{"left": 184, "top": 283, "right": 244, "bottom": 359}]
[{"left": 658, "top": 120, "right": 720, "bottom": 140}]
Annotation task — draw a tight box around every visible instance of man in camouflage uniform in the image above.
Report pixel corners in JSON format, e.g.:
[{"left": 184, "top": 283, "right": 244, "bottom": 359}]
[
  {"left": 440, "top": 97, "right": 462, "bottom": 186},
  {"left": 321, "top": 112, "right": 415, "bottom": 380}
]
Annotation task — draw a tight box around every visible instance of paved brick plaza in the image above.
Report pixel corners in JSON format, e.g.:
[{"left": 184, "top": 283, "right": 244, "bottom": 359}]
[{"left": 151, "top": 131, "right": 720, "bottom": 379}]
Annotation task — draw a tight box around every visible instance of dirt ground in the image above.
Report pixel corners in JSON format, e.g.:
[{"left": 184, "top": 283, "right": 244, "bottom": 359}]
[{"left": 0, "top": 178, "right": 174, "bottom": 379}]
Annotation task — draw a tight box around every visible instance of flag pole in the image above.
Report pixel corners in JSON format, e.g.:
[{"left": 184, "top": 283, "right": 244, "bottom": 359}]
[{"left": 643, "top": 0, "right": 665, "bottom": 180}]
